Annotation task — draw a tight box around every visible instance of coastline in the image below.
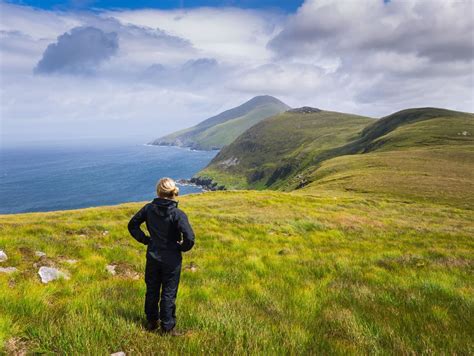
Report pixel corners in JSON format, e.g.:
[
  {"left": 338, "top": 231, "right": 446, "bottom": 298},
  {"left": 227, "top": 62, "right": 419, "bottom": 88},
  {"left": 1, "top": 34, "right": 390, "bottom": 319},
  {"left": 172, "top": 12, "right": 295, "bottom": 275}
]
[
  {"left": 0, "top": 144, "right": 217, "bottom": 215},
  {"left": 145, "top": 142, "right": 221, "bottom": 152}
]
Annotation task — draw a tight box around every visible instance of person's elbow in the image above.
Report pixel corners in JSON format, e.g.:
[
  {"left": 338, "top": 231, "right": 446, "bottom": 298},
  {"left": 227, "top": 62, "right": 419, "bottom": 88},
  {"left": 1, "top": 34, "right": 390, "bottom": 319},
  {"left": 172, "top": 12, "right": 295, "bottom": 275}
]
[
  {"left": 127, "top": 220, "right": 135, "bottom": 236},
  {"left": 179, "top": 234, "right": 195, "bottom": 252}
]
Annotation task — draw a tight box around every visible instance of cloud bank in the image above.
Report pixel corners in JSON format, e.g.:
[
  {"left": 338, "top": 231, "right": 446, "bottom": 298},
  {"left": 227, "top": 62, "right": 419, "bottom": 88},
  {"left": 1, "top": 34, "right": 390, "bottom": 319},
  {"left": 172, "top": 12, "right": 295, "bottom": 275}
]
[
  {"left": 35, "top": 26, "right": 119, "bottom": 74},
  {"left": 0, "top": 0, "right": 472, "bottom": 146}
]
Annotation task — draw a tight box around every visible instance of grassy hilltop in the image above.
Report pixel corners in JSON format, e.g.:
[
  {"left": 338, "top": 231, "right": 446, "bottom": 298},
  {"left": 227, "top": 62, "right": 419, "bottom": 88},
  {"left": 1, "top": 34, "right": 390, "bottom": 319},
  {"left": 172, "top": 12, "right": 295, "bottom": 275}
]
[
  {"left": 196, "top": 107, "right": 474, "bottom": 207},
  {"left": 1, "top": 106, "right": 473, "bottom": 354},
  {"left": 1, "top": 190, "right": 473, "bottom": 354},
  {"left": 150, "top": 95, "right": 290, "bottom": 150}
]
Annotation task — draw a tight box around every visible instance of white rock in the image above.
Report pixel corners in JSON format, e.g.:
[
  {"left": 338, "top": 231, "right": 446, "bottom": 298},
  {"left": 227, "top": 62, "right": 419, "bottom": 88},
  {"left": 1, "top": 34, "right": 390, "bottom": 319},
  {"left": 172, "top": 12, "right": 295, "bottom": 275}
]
[
  {"left": 38, "top": 266, "right": 70, "bottom": 284},
  {"left": 111, "top": 352, "right": 126, "bottom": 356},
  {"left": 0, "top": 250, "right": 7, "bottom": 262},
  {"left": 35, "top": 251, "right": 46, "bottom": 257},
  {"left": 106, "top": 265, "right": 117, "bottom": 275},
  {"left": 102, "top": 230, "right": 109, "bottom": 236},
  {"left": 0, "top": 267, "right": 17, "bottom": 274},
  {"left": 65, "top": 259, "right": 78, "bottom": 264}
]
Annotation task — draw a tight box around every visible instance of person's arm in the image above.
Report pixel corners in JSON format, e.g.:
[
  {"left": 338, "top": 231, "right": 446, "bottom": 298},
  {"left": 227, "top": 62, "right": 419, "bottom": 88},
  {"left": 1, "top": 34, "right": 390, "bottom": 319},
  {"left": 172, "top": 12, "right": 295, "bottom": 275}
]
[
  {"left": 128, "top": 204, "right": 150, "bottom": 245},
  {"left": 176, "top": 211, "right": 195, "bottom": 252}
]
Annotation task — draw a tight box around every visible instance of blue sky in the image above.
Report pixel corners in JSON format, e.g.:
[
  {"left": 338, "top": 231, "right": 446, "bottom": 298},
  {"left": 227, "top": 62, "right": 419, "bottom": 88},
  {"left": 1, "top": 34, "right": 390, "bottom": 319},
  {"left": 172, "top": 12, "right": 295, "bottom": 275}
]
[{"left": 5, "top": 0, "right": 304, "bottom": 11}]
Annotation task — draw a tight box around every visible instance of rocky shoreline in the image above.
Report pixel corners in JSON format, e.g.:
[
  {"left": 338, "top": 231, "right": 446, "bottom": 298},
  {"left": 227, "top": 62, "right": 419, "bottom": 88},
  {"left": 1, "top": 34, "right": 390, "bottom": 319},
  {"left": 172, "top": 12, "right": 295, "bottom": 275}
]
[{"left": 176, "top": 178, "right": 226, "bottom": 192}]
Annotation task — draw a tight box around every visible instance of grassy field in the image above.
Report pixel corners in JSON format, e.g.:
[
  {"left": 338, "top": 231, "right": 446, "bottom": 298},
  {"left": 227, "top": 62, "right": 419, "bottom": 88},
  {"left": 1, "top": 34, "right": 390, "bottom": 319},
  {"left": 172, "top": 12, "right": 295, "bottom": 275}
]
[{"left": 1, "top": 190, "right": 473, "bottom": 354}]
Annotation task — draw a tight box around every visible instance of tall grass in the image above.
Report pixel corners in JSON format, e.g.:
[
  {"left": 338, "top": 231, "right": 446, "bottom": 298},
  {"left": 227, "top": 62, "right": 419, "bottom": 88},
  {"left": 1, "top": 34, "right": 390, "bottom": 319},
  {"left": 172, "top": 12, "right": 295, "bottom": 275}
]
[{"left": 0, "top": 190, "right": 473, "bottom": 354}]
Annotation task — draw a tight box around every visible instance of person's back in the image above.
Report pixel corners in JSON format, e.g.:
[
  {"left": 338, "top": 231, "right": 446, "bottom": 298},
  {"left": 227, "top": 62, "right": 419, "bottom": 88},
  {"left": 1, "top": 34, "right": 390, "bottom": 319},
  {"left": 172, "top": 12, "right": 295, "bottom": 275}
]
[{"left": 128, "top": 177, "right": 195, "bottom": 334}]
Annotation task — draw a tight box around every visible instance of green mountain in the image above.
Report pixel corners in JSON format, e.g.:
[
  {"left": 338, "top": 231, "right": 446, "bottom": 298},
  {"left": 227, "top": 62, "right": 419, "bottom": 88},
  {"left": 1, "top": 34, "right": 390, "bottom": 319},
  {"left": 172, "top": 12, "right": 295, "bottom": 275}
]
[
  {"left": 194, "top": 107, "right": 375, "bottom": 189},
  {"left": 194, "top": 107, "right": 474, "bottom": 207},
  {"left": 150, "top": 95, "right": 290, "bottom": 150}
]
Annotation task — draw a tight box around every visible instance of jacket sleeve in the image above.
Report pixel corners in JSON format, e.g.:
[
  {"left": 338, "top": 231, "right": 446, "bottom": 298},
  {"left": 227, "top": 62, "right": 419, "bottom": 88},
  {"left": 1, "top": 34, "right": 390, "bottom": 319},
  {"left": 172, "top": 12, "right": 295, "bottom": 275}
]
[
  {"left": 176, "top": 211, "right": 195, "bottom": 252},
  {"left": 128, "top": 204, "right": 150, "bottom": 245}
]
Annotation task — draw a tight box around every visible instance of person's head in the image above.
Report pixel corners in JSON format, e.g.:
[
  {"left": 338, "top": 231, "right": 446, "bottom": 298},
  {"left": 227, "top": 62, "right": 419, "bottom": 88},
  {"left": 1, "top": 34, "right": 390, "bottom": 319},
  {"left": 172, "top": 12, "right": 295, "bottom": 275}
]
[{"left": 156, "top": 177, "right": 179, "bottom": 200}]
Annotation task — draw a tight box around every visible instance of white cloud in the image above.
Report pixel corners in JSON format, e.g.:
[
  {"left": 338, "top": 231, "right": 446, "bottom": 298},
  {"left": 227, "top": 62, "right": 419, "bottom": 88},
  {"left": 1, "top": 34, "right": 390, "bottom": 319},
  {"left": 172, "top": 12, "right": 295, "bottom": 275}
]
[
  {"left": 0, "top": 0, "right": 473, "bottom": 147},
  {"left": 107, "top": 7, "right": 284, "bottom": 64}
]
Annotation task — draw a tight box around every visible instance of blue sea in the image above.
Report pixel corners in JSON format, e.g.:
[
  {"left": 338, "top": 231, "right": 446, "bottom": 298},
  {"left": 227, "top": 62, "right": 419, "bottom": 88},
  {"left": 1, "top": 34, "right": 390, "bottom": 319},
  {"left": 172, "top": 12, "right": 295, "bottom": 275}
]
[{"left": 0, "top": 144, "right": 217, "bottom": 214}]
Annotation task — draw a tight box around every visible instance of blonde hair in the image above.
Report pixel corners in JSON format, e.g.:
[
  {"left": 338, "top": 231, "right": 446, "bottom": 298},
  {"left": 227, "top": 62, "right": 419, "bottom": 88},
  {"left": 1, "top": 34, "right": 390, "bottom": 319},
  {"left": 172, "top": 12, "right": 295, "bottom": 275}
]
[{"left": 157, "top": 177, "right": 179, "bottom": 199}]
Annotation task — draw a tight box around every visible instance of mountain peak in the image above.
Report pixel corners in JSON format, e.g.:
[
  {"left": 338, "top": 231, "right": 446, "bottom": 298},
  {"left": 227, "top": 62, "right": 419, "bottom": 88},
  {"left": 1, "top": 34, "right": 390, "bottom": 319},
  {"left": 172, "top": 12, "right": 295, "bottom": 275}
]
[
  {"left": 246, "top": 95, "right": 289, "bottom": 106},
  {"left": 150, "top": 95, "right": 290, "bottom": 150}
]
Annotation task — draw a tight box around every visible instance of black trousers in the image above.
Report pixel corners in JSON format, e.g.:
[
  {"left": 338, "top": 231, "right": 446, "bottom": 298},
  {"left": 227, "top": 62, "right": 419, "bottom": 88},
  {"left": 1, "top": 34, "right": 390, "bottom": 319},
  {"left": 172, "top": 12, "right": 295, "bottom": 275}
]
[{"left": 144, "top": 252, "right": 182, "bottom": 331}]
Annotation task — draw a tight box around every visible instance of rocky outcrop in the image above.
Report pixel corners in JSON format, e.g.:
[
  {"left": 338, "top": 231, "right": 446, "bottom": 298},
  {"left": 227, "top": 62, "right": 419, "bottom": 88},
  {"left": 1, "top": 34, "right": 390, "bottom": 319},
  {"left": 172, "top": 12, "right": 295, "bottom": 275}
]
[
  {"left": 287, "top": 107, "right": 321, "bottom": 114},
  {"left": 189, "top": 177, "right": 226, "bottom": 191}
]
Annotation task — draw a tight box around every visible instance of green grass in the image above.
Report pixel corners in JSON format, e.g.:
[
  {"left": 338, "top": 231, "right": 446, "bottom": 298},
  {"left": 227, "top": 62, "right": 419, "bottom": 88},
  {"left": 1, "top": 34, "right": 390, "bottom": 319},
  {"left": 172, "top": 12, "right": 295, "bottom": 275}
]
[
  {"left": 301, "top": 147, "right": 474, "bottom": 209},
  {"left": 1, "top": 190, "right": 473, "bottom": 354}
]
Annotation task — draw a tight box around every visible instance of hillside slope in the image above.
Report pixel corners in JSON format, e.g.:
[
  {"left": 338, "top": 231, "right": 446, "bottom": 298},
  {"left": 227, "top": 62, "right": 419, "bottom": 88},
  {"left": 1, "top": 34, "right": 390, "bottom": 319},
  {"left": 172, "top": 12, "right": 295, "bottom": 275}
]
[
  {"left": 1, "top": 190, "right": 473, "bottom": 354},
  {"left": 297, "top": 108, "right": 474, "bottom": 208},
  {"left": 195, "top": 107, "right": 474, "bottom": 207},
  {"left": 150, "top": 95, "right": 290, "bottom": 150},
  {"left": 195, "top": 108, "right": 375, "bottom": 188}
]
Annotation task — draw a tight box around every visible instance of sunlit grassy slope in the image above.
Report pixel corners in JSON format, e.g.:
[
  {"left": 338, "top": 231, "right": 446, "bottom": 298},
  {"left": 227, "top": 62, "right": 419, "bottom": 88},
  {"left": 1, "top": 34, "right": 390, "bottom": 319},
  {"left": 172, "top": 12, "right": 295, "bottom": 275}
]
[
  {"left": 1, "top": 190, "right": 473, "bottom": 354},
  {"left": 196, "top": 108, "right": 474, "bottom": 206},
  {"left": 299, "top": 111, "right": 474, "bottom": 209},
  {"left": 197, "top": 110, "right": 375, "bottom": 188}
]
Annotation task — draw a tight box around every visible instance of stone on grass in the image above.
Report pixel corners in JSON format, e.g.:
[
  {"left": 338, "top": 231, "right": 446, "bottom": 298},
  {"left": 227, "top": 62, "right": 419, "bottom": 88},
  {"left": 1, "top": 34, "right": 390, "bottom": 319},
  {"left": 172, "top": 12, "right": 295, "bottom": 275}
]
[
  {"left": 35, "top": 251, "right": 46, "bottom": 257},
  {"left": 111, "top": 352, "right": 126, "bottom": 356},
  {"left": 184, "top": 262, "right": 198, "bottom": 272},
  {"left": 0, "top": 267, "right": 17, "bottom": 274},
  {"left": 0, "top": 250, "right": 7, "bottom": 262},
  {"left": 106, "top": 264, "right": 117, "bottom": 275},
  {"left": 38, "top": 266, "right": 70, "bottom": 284},
  {"left": 65, "top": 259, "right": 78, "bottom": 264}
]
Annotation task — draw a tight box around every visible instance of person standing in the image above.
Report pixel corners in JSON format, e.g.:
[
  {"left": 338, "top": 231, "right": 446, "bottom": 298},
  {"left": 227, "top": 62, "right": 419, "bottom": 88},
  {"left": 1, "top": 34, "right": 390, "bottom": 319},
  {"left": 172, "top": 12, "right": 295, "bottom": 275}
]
[{"left": 128, "top": 177, "right": 195, "bottom": 335}]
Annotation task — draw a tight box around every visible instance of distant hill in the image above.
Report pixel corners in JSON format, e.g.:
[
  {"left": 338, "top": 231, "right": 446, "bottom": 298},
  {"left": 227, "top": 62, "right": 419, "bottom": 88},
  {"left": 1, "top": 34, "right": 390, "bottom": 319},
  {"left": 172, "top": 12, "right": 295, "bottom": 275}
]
[
  {"left": 194, "top": 107, "right": 474, "bottom": 207},
  {"left": 150, "top": 95, "right": 290, "bottom": 150}
]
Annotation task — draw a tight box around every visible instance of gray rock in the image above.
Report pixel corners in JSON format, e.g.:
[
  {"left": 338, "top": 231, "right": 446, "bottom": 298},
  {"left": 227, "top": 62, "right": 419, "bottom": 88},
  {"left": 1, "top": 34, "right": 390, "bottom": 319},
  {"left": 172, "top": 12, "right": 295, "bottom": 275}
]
[
  {"left": 0, "top": 250, "right": 7, "bottom": 262},
  {"left": 38, "top": 266, "right": 70, "bottom": 283},
  {"left": 106, "top": 265, "right": 117, "bottom": 275},
  {"left": 218, "top": 157, "right": 239, "bottom": 168},
  {"left": 0, "top": 267, "right": 17, "bottom": 274}
]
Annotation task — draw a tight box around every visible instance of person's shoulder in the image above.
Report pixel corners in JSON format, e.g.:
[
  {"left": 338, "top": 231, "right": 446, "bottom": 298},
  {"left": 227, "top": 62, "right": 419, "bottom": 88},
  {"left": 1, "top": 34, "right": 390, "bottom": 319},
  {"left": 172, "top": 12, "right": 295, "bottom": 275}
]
[
  {"left": 139, "top": 202, "right": 152, "bottom": 211},
  {"left": 171, "top": 206, "right": 188, "bottom": 219}
]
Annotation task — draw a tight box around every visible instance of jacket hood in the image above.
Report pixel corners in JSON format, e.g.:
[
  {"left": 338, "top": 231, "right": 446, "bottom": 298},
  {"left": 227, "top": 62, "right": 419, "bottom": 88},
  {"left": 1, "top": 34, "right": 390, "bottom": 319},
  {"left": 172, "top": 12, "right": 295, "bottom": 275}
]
[{"left": 151, "top": 197, "right": 178, "bottom": 210}]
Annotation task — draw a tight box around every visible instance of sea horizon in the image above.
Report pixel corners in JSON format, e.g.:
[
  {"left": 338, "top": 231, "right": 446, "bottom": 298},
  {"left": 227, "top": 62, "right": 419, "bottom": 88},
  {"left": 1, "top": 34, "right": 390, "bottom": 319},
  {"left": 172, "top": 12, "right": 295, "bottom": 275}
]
[{"left": 0, "top": 143, "right": 217, "bottom": 214}]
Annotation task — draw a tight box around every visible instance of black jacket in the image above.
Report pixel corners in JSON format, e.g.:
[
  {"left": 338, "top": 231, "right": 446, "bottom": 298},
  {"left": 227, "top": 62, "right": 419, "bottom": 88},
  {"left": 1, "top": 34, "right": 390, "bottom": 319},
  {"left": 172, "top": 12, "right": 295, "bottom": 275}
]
[{"left": 128, "top": 198, "right": 195, "bottom": 256}]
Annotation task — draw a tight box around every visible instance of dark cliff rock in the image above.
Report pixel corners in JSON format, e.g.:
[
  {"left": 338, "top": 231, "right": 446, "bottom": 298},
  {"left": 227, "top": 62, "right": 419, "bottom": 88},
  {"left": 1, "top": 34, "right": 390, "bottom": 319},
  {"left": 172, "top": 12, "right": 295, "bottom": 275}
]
[
  {"left": 287, "top": 107, "right": 321, "bottom": 114},
  {"left": 184, "top": 177, "right": 226, "bottom": 191}
]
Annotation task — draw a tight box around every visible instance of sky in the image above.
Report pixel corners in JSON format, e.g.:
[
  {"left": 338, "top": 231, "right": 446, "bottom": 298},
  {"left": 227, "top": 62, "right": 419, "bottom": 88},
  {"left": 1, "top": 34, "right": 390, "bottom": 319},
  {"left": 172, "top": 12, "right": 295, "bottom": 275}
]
[{"left": 1, "top": 0, "right": 473, "bottom": 146}]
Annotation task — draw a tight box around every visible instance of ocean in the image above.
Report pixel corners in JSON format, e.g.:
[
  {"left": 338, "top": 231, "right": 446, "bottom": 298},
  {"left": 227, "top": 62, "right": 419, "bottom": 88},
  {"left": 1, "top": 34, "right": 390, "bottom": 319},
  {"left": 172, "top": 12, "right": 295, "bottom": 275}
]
[{"left": 0, "top": 144, "right": 217, "bottom": 214}]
